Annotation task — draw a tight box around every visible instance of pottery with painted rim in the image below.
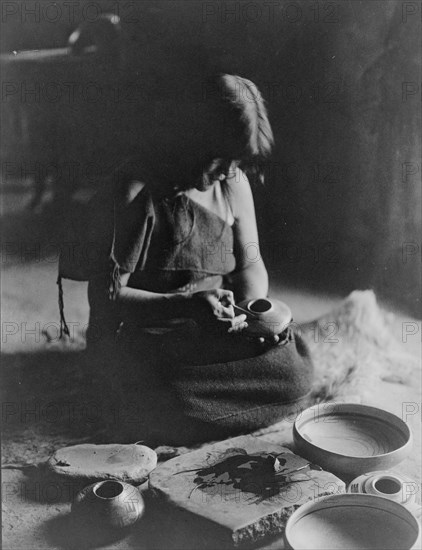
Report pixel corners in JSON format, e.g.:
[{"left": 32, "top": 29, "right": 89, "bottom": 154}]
[{"left": 348, "top": 471, "right": 421, "bottom": 515}]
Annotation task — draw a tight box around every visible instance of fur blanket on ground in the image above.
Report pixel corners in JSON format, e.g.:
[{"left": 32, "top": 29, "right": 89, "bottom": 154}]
[
  {"left": 307, "top": 291, "right": 419, "bottom": 401},
  {"left": 2, "top": 291, "right": 420, "bottom": 485}
]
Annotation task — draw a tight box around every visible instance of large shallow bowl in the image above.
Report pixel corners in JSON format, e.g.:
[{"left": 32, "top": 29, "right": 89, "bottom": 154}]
[
  {"left": 293, "top": 403, "right": 412, "bottom": 478},
  {"left": 284, "top": 493, "right": 421, "bottom": 550}
]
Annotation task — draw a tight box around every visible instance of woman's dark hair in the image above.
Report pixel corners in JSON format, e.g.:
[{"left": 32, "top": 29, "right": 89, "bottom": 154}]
[
  {"left": 118, "top": 73, "right": 274, "bottom": 193},
  {"left": 213, "top": 74, "right": 274, "bottom": 184}
]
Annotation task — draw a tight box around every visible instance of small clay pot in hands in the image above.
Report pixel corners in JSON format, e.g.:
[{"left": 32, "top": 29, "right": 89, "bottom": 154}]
[{"left": 236, "top": 298, "right": 292, "bottom": 337}]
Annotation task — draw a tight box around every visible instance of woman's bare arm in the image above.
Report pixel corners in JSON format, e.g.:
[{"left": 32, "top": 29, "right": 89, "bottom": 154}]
[
  {"left": 115, "top": 272, "right": 193, "bottom": 323},
  {"left": 225, "top": 168, "right": 269, "bottom": 302},
  {"left": 112, "top": 274, "right": 246, "bottom": 331}
]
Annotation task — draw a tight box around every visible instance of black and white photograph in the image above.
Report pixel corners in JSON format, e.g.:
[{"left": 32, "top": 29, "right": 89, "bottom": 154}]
[{"left": 1, "top": 1, "right": 421, "bottom": 548}]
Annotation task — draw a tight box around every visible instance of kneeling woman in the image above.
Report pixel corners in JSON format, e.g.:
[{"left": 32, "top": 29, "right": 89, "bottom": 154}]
[{"left": 83, "top": 75, "right": 313, "bottom": 444}]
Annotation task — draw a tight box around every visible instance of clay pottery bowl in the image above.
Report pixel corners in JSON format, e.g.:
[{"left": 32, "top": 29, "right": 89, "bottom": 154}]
[
  {"left": 72, "top": 480, "right": 145, "bottom": 530},
  {"left": 293, "top": 403, "right": 412, "bottom": 479},
  {"left": 236, "top": 297, "right": 292, "bottom": 337},
  {"left": 284, "top": 493, "right": 421, "bottom": 550}
]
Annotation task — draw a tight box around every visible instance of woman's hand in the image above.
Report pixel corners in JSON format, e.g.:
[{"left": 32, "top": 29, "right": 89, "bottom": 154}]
[
  {"left": 189, "top": 289, "right": 248, "bottom": 334},
  {"left": 257, "top": 334, "right": 281, "bottom": 346}
]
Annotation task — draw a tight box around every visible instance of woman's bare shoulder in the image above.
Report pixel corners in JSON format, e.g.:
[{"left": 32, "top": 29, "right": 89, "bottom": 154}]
[
  {"left": 114, "top": 159, "right": 151, "bottom": 205},
  {"left": 116, "top": 179, "right": 147, "bottom": 206}
]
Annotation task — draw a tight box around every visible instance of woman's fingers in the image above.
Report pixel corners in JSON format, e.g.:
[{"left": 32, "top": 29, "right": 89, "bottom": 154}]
[
  {"left": 217, "top": 314, "right": 246, "bottom": 325},
  {"left": 191, "top": 289, "right": 239, "bottom": 327},
  {"left": 227, "top": 321, "right": 248, "bottom": 333},
  {"left": 218, "top": 303, "right": 235, "bottom": 318},
  {"left": 217, "top": 314, "right": 248, "bottom": 333},
  {"left": 258, "top": 334, "right": 280, "bottom": 345},
  {"left": 209, "top": 289, "right": 235, "bottom": 318},
  {"left": 217, "top": 289, "right": 235, "bottom": 307}
]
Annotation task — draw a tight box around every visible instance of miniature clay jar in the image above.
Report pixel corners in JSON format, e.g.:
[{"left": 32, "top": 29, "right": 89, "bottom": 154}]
[
  {"left": 237, "top": 298, "right": 292, "bottom": 337},
  {"left": 72, "top": 480, "right": 145, "bottom": 529},
  {"left": 348, "top": 471, "right": 420, "bottom": 514}
]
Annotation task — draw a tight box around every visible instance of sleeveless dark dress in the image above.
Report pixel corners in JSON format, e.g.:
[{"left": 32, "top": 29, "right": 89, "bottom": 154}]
[{"left": 85, "top": 181, "right": 314, "bottom": 445}]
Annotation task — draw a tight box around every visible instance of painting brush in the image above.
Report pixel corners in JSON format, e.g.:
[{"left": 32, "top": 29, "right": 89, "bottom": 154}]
[
  {"left": 233, "top": 304, "right": 259, "bottom": 318},
  {"left": 274, "top": 462, "right": 323, "bottom": 478}
]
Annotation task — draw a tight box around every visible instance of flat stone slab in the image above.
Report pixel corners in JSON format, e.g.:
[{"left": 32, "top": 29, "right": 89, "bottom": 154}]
[
  {"left": 47, "top": 444, "right": 157, "bottom": 485},
  {"left": 149, "top": 435, "right": 345, "bottom": 547}
]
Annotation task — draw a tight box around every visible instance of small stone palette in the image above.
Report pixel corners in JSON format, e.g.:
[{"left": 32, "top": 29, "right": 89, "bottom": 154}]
[{"left": 47, "top": 443, "right": 157, "bottom": 485}]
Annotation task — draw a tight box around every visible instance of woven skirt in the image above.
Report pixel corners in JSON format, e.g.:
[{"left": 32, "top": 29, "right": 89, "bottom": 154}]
[{"left": 95, "top": 325, "right": 314, "bottom": 445}]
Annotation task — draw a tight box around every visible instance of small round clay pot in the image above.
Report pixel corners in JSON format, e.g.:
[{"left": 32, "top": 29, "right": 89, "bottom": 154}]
[
  {"left": 72, "top": 480, "right": 145, "bottom": 530},
  {"left": 238, "top": 298, "right": 292, "bottom": 337},
  {"left": 348, "top": 471, "right": 420, "bottom": 514}
]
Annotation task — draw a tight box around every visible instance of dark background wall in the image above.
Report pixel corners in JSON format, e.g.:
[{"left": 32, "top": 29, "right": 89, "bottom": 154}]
[{"left": 1, "top": 0, "right": 421, "bottom": 316}]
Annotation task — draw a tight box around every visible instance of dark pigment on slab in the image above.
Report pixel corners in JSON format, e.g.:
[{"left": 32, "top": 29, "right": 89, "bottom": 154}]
[{"left": 180, "top": 448, "right": 314, "bottom": 504}]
